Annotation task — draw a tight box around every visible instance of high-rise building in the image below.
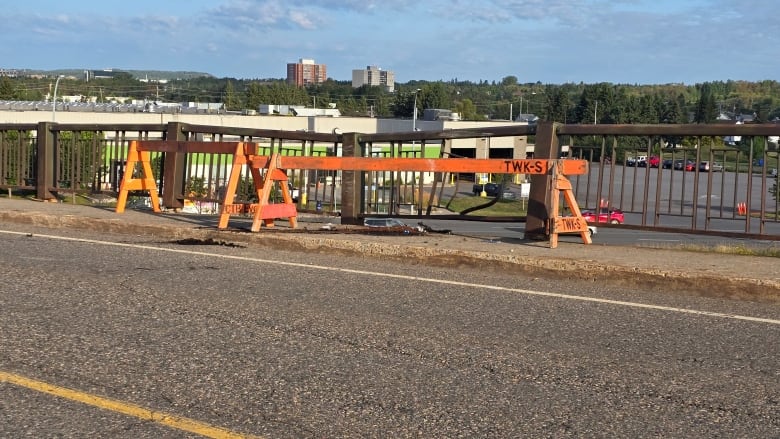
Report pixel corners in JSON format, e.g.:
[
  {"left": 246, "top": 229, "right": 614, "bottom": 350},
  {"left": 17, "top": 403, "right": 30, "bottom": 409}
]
[
  {"left": 286, "top": 58, "right": 327, "bottom": 87},
  {"left": 351, "top": 65, "right": 395, "bottom": 92}
]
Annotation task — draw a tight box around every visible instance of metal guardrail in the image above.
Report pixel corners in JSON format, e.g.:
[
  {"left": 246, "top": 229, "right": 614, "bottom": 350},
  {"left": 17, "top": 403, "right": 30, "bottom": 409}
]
[
  {"left": 1, "top": 121, "right": 780, "bottom": 238},
  {"left": 560, "top": 124, "right": 780, "bottom": 236}
]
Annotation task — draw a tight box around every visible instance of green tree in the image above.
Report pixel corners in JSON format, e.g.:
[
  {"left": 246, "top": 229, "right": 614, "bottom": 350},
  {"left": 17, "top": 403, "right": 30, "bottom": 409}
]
[
  {"left": 223, "top": 80, "right": 241, "bottom": 111},
  {"left": 392, "top": 89, "right": 416, "bottom": 118},
  {"left": 454, "top": 98, "right": 485, "bottom": 121},
  {"left": 543, "top": 88, "right": 571, "bottom": 123},
  {"left": 0, "top": 77, "right": 17, "bottom": 99},
  {"left": 245, "top": 82, "right": 262, "bottom": 110},
  {"left": 421, "top": 83, "right": 451, "bottom": 110},
  {"left": 501, "top": 76, "right": 518, "bottom": 87},
  {"left": 694, "top": 82, "right": 717, "bottom": 123}
]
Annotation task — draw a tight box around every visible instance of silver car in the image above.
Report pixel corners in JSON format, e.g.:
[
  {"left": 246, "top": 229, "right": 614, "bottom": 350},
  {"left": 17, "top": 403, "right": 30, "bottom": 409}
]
[{"left": 699, "top": 161, "right": 723, "bottom": 172}]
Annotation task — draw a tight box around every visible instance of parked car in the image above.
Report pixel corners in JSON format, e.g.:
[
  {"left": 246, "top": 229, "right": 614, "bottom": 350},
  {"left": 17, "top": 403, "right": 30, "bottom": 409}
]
[
  {"left": 673, "top": 159, "right": 694, "bottom": 170},
  {"left": 699, "top": 161, "right": 723, "bottom": 172},
  {"left": 472, "top": 182, "right": 515, "bottom": 199},
  {"left": 662, "top": 159, "right": 674, "bottom": 169},
  {"left": 581, "top": 208, "right": 625, "bottom": 224},
  {"left": 635, "top": 155, "right": 649, "bottom": 167},
  {"left": 647, "top": 156, "right": 661, "bottom": 168},
  {"left": 473, "top": 182, "right": 498, "bottom": 196}
]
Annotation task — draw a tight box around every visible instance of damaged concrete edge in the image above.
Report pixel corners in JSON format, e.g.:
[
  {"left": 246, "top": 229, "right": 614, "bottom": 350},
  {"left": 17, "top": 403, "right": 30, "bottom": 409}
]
[{"left": 1, "top": 210, "right": 779, "bottom": 302}]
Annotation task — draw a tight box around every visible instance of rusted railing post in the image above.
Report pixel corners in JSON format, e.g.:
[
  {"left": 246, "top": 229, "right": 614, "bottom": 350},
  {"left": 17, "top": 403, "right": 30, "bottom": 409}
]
[
  {"left": 525, "top": 121, "right": 560, "bottom": 240},
  {"left": 35, "top": 121, "right": 55, "bottom": 200},
  {"left": 340, "top": 132, "right": 364, "bottom": 225},
  {"left": 162, "top": 122, "right": 186, "bottom": 209}
]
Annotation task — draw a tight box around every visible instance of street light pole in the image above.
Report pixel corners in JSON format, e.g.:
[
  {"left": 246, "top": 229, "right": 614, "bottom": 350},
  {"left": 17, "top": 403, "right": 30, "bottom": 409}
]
[
  {"left": 519, "top": 96, "right": 523, "bottom": 118},
  {"left": 412, "top": 88, "right": 421, "bottom": 132},
  {"left": 52, "top": 75, "right": 64, "bottom": 122},
  {"left": 480, "top": 137, "right": 490, "bottom": 197}
]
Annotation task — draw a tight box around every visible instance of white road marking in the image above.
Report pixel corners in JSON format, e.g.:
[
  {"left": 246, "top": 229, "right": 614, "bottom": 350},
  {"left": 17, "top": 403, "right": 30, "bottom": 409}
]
[{"left": 2, "top": 229, "right": 779, "bottom": 326}]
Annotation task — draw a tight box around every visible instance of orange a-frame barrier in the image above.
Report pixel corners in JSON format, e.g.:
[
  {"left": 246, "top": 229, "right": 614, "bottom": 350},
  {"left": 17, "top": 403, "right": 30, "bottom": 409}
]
[
  {"left": 115, "top": 141, "right": 162, "bottom": 213},
  {"left": 115, "top": 141, "right": 591, "bottom": 247},
  {"left": 115, "top": 140, "right": 299, "bottom": 231},
  {"left": 218, "top": 153, "right": 298, "bottom": 231}
]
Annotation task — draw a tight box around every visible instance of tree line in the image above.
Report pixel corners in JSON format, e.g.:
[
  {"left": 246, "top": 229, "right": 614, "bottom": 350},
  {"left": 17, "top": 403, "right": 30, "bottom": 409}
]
[{"left": 1, "top": 73, "right": 779, "bottom": 126}]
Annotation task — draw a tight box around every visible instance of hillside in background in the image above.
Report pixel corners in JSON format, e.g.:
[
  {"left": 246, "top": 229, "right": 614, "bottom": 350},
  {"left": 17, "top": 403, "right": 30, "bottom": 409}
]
[{"left": 18, "top": 69, "right": 213, "bottom": 81}]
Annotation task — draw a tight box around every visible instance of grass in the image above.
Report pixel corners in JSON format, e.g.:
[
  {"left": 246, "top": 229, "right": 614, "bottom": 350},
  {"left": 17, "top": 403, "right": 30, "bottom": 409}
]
[
  {"left": 443, "top": 195, "right": 527, "bottom": 216},
  {"left": 670, "top": 243, "right": 780, "bottom": 258}
]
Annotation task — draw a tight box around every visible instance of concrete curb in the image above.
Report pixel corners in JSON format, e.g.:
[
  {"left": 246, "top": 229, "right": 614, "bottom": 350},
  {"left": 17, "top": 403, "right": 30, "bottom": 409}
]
[{"left": 1, "top": 209, "right": 779, "bottom": 303}]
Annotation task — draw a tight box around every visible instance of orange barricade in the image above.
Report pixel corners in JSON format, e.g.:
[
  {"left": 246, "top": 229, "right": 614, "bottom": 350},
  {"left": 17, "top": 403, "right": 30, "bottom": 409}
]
[
  {"left": 116, "top": 141, "right": 590, "bottom": 248},
  {"left": 249, "top": 155, "right": 590, "bottom": 248},
  {"left": 115, "top": 141, "right": 161, "bottom": 213},
  {"left": 115, "top": 141, "right": 298, "bottom": 231},
  {"left": 549, "top": 166, "right": 592, "bottom": 247},
  {"left": 220, "top": 153, "right": 297, "bottom": 232}
]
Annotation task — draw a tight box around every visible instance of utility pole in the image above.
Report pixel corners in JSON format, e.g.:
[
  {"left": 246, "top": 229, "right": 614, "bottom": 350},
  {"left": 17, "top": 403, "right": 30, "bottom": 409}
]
[
  {"left": 52, "top": 75, "right": 65, "bottom": 122},
  {"left": 412, "top": 88, "right": 421, "bottom": 132}
]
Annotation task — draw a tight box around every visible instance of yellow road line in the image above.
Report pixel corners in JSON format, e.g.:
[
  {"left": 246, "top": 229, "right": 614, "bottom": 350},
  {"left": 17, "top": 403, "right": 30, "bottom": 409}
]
[{"left": 0, "top": 371, "right": 263, "bottom": 439}]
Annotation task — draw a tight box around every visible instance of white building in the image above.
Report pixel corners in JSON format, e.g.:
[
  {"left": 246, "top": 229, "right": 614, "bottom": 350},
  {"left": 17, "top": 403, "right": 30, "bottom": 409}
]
[{"left": 351, "top": 66, "right": 395, "bottom": 92}]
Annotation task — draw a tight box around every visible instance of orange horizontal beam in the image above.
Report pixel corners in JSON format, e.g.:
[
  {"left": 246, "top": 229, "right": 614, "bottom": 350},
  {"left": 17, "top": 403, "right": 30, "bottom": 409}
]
[
  {"left": 222, "top": 203, "right": 298, "bottom": 218},
  {"left": 135, "top": 141, "right": 254, "bottom": 155},
  {"left": 252, "top": 156, "right": 588, "bottom": 175}
]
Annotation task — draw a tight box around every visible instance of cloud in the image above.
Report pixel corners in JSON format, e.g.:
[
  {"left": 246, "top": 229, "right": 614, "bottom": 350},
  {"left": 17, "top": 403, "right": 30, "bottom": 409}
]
[
  {"left": 434, "top": 0, "right": 594, "bottom": 24},
  {"left": 279, "top": 0, "right": 415, "bottom": 13},
  {"left": 207, "top": 0, "right": 323, "bottom": 30},
  {"left": 289, "top": 10, "right": 317, "bottom": 29}
]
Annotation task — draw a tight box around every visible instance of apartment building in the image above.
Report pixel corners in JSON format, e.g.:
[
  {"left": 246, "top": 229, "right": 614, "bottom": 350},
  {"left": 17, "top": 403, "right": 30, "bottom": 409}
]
[
  {"left": 351, "top": 65, "right": 395, "bottom": 92},
  {"left": 286, "top": 58, "right": 327, "bottom": 87}
]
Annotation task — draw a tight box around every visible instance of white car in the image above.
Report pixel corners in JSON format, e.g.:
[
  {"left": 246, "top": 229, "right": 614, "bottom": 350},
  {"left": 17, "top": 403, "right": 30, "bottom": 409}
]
[{"left": 699, "top": 161, "right": 723, "bottom": 172}]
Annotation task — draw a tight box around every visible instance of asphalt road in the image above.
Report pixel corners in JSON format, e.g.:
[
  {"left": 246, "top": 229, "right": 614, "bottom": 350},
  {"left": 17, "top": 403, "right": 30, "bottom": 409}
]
[{"left": 1, "top": 225, "right": 779, "bottom": 438}]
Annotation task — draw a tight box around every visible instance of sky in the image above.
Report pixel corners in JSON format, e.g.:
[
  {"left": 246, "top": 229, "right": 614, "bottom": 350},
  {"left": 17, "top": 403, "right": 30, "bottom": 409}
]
[{"left": 2, "top": 0, "right": 779, "bottom": 85}]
